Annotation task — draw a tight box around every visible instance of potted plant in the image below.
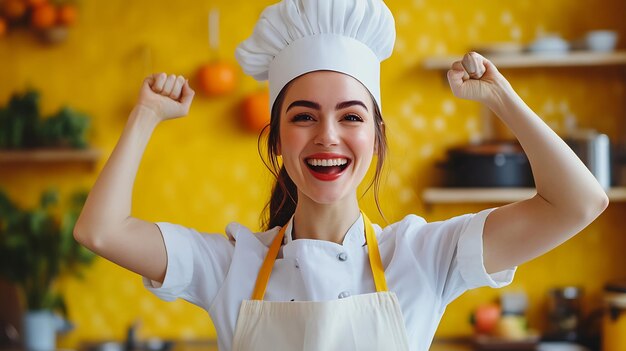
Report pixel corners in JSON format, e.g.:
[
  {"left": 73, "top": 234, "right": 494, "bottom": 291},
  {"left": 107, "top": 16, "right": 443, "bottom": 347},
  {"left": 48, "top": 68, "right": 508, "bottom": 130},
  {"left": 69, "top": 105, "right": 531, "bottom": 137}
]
[
  {"left": 0, "top": 89, "right": 90, "bottom": 150},
  {"left": 0, "top": 189, "right": 95, "bottom": 351}
]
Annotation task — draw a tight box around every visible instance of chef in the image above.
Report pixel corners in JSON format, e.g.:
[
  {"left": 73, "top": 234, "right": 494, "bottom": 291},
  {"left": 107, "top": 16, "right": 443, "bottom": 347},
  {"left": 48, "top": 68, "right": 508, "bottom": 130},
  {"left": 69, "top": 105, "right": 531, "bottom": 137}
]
[{"left": 74, "top": 0, "right": 608, "bottom": 350}]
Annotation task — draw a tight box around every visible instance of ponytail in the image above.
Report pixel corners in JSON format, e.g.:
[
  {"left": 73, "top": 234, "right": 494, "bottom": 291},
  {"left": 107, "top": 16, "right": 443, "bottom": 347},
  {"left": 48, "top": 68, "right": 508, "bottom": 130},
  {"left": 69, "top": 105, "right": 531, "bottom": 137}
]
[{"left": 265, "top": 167, "right": 298, "bottom": 229}]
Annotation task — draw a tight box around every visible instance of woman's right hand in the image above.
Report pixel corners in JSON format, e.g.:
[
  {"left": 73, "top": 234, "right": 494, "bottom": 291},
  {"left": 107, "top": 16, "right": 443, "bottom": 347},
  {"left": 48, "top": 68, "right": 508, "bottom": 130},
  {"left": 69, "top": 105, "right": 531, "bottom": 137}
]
[{"left": 136, "top": 73, "right": 195, "bottom": 122}]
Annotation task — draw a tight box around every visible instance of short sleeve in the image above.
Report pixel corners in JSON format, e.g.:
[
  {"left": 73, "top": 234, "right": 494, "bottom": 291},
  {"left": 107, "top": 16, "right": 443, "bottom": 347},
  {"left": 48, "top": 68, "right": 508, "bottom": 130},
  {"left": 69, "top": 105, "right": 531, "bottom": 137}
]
[
  {"left": 441, "top": 208, "right": 516, "bottom": 305},
  {"left": 456, "top": 208, "right": 516, "bottom": 289},
  {"left": 142, "top": 222, "right": 234, "bottom": 309}
]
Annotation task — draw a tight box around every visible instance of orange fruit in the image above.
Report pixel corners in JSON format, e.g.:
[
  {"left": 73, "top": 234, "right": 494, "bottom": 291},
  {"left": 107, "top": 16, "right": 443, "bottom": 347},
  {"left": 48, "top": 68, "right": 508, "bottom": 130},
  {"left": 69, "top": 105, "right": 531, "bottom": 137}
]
[
  {"left": 57, "top": 4, "right": 76, "bottom": 26},
  {"left": 31, "top": 3, "right": 56, "bottom": 29},
  {"left": 3, "top": 0, "right": 27, "bottom": 20},
  {"left": 196, "top": 61, "right": 237, "bottom": 96},
  {"left": 0, "top": 18, "right": 7, "bottom": 36},
  {"left": 241, "top": 89, "right": 270, "bottom": 133}
]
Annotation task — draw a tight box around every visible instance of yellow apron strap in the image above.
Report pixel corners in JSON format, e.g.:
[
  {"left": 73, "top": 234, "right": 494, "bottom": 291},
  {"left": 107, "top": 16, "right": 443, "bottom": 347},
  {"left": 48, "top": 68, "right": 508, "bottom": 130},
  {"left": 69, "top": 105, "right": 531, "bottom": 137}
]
[
  {"left": 362, "top": 213, "right": 388, "bottom": 292},
  {"left": 251, "top": 225, "right": 287, "bottom": 300},
  {"left": 251, "top": 211, "right": 388, "bottom": 300}
]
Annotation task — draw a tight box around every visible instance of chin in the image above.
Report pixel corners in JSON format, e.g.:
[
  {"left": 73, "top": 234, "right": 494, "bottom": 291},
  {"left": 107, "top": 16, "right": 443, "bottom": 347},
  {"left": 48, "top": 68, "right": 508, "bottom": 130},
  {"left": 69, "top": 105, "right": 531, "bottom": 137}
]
[
  {"left": 311, "top": 196, "right": 344, "bottom": 205},
  {"left": 300, "top": 187, "right": 353, "bottom": 206}
]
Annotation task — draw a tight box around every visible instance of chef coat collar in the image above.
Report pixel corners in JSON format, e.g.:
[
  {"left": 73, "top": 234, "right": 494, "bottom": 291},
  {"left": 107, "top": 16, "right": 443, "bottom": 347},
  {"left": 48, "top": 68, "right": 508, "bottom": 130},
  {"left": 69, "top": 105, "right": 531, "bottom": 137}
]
[{"left": 282, "top": 213, "right": 366, "bottom": 247}]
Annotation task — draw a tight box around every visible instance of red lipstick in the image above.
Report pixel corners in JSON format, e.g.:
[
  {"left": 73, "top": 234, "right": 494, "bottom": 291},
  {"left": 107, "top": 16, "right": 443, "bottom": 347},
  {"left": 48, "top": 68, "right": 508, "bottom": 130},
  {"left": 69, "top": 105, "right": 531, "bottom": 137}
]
[{"left": 304, "top": 153, "right": 351, "bottom": 181}]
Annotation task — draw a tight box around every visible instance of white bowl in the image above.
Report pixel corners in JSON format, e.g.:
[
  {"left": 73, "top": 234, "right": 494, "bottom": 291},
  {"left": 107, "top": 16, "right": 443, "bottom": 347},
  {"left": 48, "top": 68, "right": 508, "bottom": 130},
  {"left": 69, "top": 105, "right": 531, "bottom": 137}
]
[
  {"left": 528, "top": 35, "right": 570, "bottom": 54},
  {"left": 585, "top": 30, "right": 618, "bottom": 52}
]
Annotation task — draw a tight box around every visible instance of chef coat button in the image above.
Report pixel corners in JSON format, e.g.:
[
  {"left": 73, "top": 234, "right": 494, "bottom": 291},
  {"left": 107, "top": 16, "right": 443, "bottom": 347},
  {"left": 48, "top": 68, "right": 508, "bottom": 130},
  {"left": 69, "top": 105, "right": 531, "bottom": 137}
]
[
  {"left": 337, "top": 252, "right": 348, "bottom": 261},
  {"left": 295, "top": 259, "right": 300, "bottom": 269},
  {"left": 338, "top": 291, "right": 351, "bottom": 299}
]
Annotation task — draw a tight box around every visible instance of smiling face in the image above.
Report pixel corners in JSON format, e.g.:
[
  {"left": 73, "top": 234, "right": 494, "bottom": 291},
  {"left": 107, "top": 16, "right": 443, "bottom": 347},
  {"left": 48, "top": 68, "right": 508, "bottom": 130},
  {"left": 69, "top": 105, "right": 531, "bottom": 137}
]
[{"left": 278, "top": 70, "right": 377, "bottom": 205}]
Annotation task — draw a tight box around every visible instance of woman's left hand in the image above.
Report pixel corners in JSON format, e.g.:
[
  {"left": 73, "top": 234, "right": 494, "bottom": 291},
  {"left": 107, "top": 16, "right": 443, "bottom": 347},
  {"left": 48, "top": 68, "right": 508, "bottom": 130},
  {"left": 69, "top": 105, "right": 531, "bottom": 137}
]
[{"left": 446, "top": 52, "right": 509, "bottom": 106}]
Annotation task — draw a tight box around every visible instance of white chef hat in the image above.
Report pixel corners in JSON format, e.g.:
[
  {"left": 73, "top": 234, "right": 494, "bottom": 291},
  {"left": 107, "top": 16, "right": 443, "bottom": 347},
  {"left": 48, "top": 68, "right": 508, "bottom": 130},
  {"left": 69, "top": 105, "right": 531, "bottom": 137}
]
[{"left": 235, "top": 0, "right": 396, "bottom": 111}]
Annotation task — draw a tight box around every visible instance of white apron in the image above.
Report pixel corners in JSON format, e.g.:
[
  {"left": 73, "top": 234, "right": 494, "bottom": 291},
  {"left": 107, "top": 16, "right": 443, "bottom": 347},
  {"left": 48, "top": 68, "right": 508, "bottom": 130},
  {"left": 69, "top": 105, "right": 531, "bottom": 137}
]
[{"left": 232, "top": 213, "right": 410, "bottom": 351}]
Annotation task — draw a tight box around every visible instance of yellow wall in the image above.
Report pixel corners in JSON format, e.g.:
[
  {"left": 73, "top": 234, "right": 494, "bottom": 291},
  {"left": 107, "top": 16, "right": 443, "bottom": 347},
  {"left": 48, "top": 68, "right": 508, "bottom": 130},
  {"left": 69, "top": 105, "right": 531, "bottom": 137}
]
[{"left": 2, "top": 0, "right": 626, "bottom": 348}]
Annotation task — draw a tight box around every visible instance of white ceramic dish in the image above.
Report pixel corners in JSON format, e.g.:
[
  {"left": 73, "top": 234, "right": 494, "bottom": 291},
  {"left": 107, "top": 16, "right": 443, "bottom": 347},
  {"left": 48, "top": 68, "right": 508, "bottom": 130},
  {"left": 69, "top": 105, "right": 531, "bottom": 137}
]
[
  {"left": 528, "top": 35, "right": 570, "bottom": 54},
  {"left": 585, "top": 30, "right": 618, "bottom": 52}
]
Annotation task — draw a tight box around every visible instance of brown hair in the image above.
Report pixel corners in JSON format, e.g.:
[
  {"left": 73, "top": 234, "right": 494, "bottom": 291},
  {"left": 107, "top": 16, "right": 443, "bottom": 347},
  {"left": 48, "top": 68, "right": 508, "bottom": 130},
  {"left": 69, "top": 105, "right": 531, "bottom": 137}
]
[{"left": 258, "top": 81, "right": 388, "bottom": 230}]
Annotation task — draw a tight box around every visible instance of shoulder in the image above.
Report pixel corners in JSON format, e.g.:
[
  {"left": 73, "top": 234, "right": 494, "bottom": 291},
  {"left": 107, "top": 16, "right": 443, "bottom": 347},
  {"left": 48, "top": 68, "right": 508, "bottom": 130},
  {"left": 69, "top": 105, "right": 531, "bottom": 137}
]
[
  {"left": 156, "top": 221, "right": 281, "bottom": 253},
  {"left": 155, "top": 222, "right": 232, "bottom": 250},
  {"left": 225, "top": 221, "right": 281, "bottom": 249},
  {"left": 377, "top": 211, "right": 484, "bottom": 244}
]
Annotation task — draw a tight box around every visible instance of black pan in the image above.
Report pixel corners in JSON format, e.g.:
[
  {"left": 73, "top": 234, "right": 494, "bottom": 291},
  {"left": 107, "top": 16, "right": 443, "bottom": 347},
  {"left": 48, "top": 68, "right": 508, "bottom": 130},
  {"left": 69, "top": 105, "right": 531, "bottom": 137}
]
[{"left": 441, "top": 141, "right": 534, "bottom": 187}]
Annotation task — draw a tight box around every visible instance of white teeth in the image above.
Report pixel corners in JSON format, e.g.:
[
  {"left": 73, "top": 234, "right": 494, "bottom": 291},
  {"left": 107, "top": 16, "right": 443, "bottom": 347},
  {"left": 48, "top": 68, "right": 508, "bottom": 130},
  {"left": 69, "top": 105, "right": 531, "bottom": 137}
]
[{"left": 307, "top": 158, "right": 348, "bottom": 167}]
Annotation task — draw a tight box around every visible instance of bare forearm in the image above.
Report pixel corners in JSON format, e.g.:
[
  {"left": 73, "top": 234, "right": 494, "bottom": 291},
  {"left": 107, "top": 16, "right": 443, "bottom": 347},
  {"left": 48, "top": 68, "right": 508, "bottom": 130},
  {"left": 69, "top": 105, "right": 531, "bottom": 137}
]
[
  {"left": 76, "top": 105, "right": 160, "bottom": 237},
  {"left": 487, "top": 83, "right": 608, "bottom": 217}
]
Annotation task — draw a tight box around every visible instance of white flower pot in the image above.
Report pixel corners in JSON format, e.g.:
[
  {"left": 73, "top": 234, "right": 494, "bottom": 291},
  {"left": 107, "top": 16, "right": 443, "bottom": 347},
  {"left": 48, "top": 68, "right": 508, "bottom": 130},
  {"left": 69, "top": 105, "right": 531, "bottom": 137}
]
[{"left": 23, "top": 310, "right": 56, "bottom": 351}]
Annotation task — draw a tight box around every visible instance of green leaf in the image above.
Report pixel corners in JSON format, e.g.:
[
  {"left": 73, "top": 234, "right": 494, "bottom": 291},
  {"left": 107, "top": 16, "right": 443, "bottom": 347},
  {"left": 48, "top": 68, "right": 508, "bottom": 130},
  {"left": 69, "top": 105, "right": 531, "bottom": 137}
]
[
  {"left": 0, "top": 190, "right": 17, "bottom": 213},
  {"left": 40, "top": 107, "right": 90, "bottom": 148},
  {"left": 29, "top": 210, "right": 49, "bottom": 238},
  {"left": 59, "top": 212, "right": 75, "bottom": 258},
  {"left": 70, "top": 191, "right": 88, "bottom": 209},
  {"left": 9, "top": 116, "right": 24, "bottom": 149},
  {"left": 8, "top": 90, "right": 40, "bottom": 117},
  {"left": 0, "top": 107, "right": 9, "bottom": 148},
  {"left": 77, "top": 245, "right": 96, "bottom": 264},
  {"left": 40, "top": 190, "right": 59, "bottom": 209},
  {"left": 5, "top": 234, "right": 27, "bottom": 250},
  {"left": 7, "top": 90, "right": 41, "bottom": 149},
  {"left": 46, "top": 293, "right": 68, "bottom": 316}
]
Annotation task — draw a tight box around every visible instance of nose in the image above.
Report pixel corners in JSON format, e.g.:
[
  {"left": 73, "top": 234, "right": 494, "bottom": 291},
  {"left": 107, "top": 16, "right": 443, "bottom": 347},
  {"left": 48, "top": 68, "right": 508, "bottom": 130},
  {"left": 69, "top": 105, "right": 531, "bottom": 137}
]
[{"left": 314, "top": 119, "right": 340, "bottom": 147}]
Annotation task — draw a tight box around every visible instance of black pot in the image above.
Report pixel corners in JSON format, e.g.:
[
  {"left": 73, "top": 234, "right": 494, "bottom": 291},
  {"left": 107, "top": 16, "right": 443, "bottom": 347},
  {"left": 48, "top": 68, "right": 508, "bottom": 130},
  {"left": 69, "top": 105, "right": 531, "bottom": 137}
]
[{"left": 442, "top": 141, "right": 534, "bottom": 187}]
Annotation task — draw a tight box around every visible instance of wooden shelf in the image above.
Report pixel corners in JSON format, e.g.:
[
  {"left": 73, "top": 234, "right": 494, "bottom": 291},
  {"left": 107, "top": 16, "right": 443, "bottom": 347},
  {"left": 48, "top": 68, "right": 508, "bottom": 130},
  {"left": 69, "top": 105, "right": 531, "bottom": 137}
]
[
  {"left": 423, "top": 187, "right": 626, "bottom": 204},
  {"left": 0, "top": 148, "right": 101, "bottom": 164},
  {"left": 423, "top": 50, "right": 626, "bottom": 70}
]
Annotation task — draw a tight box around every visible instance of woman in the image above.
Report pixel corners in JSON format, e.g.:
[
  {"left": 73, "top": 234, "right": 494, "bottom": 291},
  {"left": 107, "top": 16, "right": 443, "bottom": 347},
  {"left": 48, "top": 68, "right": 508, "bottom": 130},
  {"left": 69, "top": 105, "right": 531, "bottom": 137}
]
[{"left": 74, "top": 0, "right": 608, "bottom": 350}]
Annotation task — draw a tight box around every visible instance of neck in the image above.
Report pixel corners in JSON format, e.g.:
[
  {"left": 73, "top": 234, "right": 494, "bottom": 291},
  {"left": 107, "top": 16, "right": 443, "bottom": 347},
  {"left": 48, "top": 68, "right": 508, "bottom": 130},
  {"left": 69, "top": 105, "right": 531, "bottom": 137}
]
[{"left": 291, "top": 192, "right": 360, "bottom": 244}]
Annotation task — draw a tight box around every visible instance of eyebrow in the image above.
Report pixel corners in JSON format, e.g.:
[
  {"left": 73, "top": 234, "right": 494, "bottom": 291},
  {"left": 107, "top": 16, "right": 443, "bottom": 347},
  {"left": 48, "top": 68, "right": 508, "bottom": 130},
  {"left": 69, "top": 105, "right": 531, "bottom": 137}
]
[{"left": 286, "top": 100, "right": 369, "bottom": 112}]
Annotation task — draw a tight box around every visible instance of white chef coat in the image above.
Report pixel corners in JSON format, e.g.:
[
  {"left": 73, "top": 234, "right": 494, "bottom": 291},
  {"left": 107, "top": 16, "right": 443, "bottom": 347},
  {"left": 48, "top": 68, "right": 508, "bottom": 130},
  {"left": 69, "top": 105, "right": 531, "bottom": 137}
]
[{"left": 143, "top": 208, "right": 516, "bottom": 351}]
